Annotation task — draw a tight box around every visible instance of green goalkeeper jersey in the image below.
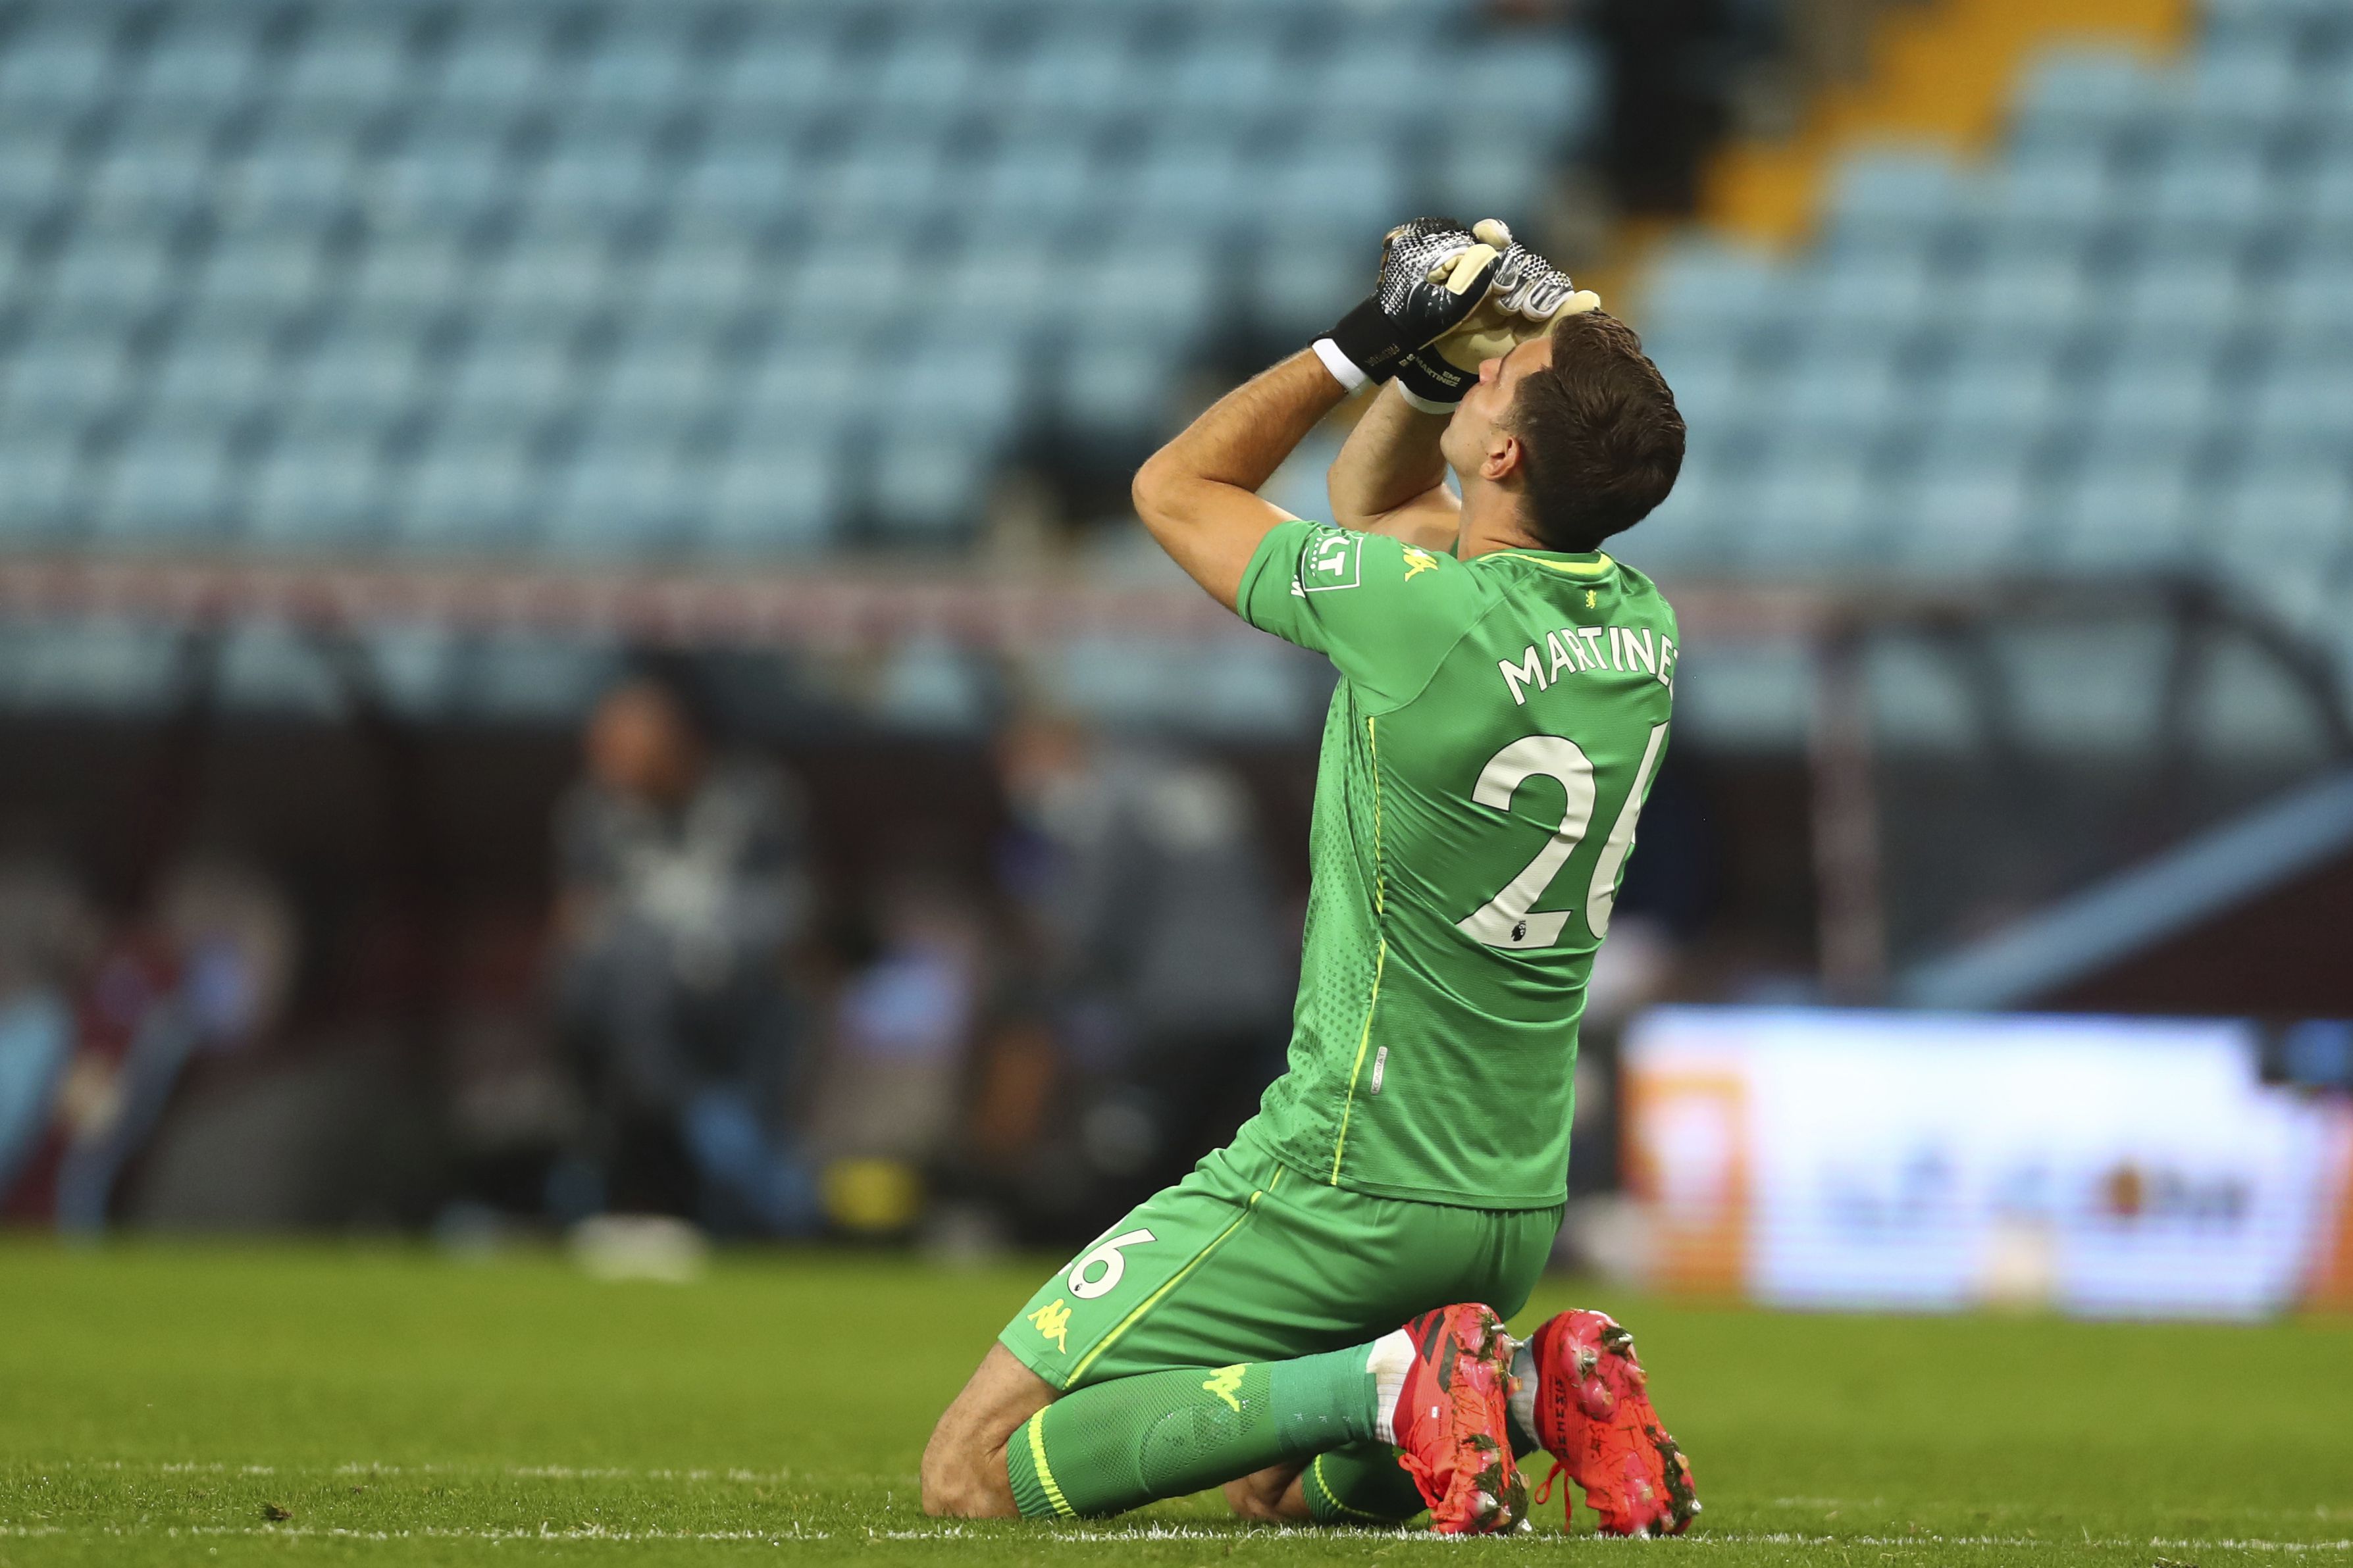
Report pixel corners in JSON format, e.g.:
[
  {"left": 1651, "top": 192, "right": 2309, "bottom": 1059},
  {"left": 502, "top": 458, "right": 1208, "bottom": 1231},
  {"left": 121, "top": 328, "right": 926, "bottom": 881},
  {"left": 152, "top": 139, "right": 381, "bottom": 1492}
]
[{"left": 1232, "top": 520, "right": 1679, "bottom": 1209}]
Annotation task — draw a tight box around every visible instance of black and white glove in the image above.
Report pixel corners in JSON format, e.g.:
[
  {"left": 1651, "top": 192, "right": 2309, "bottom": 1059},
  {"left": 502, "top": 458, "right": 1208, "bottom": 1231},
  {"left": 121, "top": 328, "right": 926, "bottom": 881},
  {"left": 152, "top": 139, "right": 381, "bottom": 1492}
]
[
  {"left": 1312, "top": 216, "right": 1504, "bottom": 390},
  {"left": 1393, "top": 219, "right": 1603, "bottom": 413}
]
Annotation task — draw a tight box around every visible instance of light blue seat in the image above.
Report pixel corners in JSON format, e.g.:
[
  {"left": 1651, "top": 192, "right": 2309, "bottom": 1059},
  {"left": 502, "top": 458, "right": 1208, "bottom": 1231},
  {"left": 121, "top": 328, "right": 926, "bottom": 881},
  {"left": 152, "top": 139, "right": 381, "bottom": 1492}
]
[
  {"left": 596, "top": 341, "right": 722, "bottom": 434},
  {"left": 570, "top": 27, "right": 698, "bottom": 120},
  {"left": 342, "top": 232, "right": 471, "bottom": 323},
  {"left": 438, "top": 333, "right": 579, "bottom": 434},
  {"left": 2242, "top": 361, "right": 2353, "bottom": 458},
  {"left": 806, "top": 136, "right": 946, "bottom": 224},
  {"left": 967, "top": 141, "right": 1100, "bottom": 236},
  {"left": 41, "top": 230, "right": 181, "bottom": 327},
  {"left": 544, "top": 440, "right": 697, "bottom": 559},
  {"left": 290, "top": 328, "right": 433, "bottom": 423},
  {"left": 1164, "top": 30, "right": 1289, "bottom": 114},
  {"left": 1429, "top": 122, "right": 1551, "bottom": 232},
  {"left": 224, "top": 143, "right": 361, "bottom": 228},
  {"left": 936, "top": 244, "right": 1070, "bottom": 338},
  {"left": 2009, "top": 47, "right": 2167, "bottom": 148},
  {"left": 88, "top": 432, "right": 238, "bottom": 547},
  {"left": 80, "top": 143, "right": 217, "bottom": 225},
  {"left": 1311, "top": 37, "right": 1428, "bottom": 121},
  {"left": 1258, "top": 141, "right": 1408, "bottom": 238},
  {"left": 869, "top": 31, "right": 988, "bottom": 118},
  {"left": 0, "top": 430, "right": 86, "bottom": 544},
  {"left": 144, "top": 330, "right": 280, "bottom": 428},
  {"left": 2217, "top": 463, "right": 2352, "bottom": 565},
  {"left": 871, "top": 428, "right": 995, "bottom": 539},
  {"left": 397, "top": 436, "right": 544, "bottom": 554},
  {"left": 0, "top": 22, "right": 116, "bottom": 112},
  {"left": 1003, "top": 22, "right": 1138, "bottom": 121},
  {"left": 134, "top": 30, "right": 261, "bottom": 113},
  {"left": 2179, "top": 34, "right": 2300, "bottom": 137},
  {"left": 475, "top": 238, "right": 614, "bottom": 329},
  {"left": 1740, "top": 447, "right": 1878, "bottom": 570},
  {"left": 194, "top": 232, "right": 331, "bottom": 318},
  {"left": 2294, "top": 158, "right": 2353, "bottom": 247},
  {"left": 245, "top": 438, "right": 390, "bottom": 551},
  {"left": 634, "top": 236, "right": 772, "bottom": 330},
  {"left": 1949, "top": 250, "right": 2093, "bottom": 338},
  {"left": 0, "top": 136, "right": 68, "bottom": 224},
  {"left": 527, "top": 139, "right": 659, "bottom": 228},
  {"left": 1645, "top": 345, "right": 1747, "bottom": 436},
  {"left": 1923, "top": 342, "right": 2069, "bottom": 434},
  {"left": 277, "top": 18, "right": 415, "bottom": 111},
  {"left": 1116, "top": 135, "right": 1251, "bottom": 238},
  {"left": 1982, "top": 145, "right": 2118, "bottom": 250},
  {"left": 2142, "top": 143, "right": 2276, "bottom": 238},
  {"left": 1643, "top": 243, "right": 1789, "bottom": 340},
  {"left": 733, "top": 341, "right": 875, "bottom": 438},
  {"left": 374, "top": 132, "right": 511, "bottom": 226},
  {"left": 1891, "top": 460, "right": 2040, "bottom": 571},
  {"left": 874, "top": 340, "right": 1025, "bottom": 443},
  {"left": 675, "top": 147, "right": 798, "bottom": 226},
  {"left": 1825, "top": 146, "right": 1977, "bottom": 247},
  {"left": 2262, "top": 256, "right": 2353, "bottom": 351},
  {"left": 2082, "top": 345, "right": 2220, "bottom": 449},
  {"left": 1239, "top": 234, "right": 1362, "bottom": 343},
  {"left": 2107, "top": 252, "right": 2247, "bottom": 334},
  {"left": 434, "top": 21, "right": 552, "bottom": 112},
  {"left": 1451, "top": 35, "right": 1597, "bottom": 141},
  {"left": 1071, "top": 245, "right": 1218, "bottom": 349},
  {"left": 2051, "top": 451, "right": 2196, "bottom": 566},
  {"left": 1805, "top": 245, "right": 1938, "bottom": 335},
  {"left": 700, "top": 438, "right": 842, "bottom": 557},
  {"left": 1, "top": 329, "right": 130, "bottom": 429},
  {"left": 1055, "top": 330, "right": 1180, "bottom": 436},
  {"left": 1775, "top": 347, "right": 1906, "bottom": 446}
]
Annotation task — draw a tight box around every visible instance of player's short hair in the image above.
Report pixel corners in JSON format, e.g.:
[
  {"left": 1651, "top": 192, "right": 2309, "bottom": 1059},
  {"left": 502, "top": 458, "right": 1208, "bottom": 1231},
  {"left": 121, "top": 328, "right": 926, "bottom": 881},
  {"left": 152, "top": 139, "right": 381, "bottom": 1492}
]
[{"left": 1504, "top": 313, "right": 1685, "bottom": 554}]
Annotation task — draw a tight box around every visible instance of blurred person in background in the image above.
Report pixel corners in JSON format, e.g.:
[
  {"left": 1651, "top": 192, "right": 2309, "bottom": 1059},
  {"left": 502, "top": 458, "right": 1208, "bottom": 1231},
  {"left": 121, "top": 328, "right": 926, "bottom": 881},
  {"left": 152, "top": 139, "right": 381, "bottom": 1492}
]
[
  {"left": 804, "top": 865, "right": 991, "bottom": 1238},
  {"left": 51, "top": 855, "right": 298, "bottom": 1234},
  {"left": 995, "top": 706, "right": 1292, "bottom": 1230},
  {"left": 548, "top": 662, "right": 816, "bottom": 1236},
  {"left": 0, "top": 857, "right": 100, "bottom": 1211}
]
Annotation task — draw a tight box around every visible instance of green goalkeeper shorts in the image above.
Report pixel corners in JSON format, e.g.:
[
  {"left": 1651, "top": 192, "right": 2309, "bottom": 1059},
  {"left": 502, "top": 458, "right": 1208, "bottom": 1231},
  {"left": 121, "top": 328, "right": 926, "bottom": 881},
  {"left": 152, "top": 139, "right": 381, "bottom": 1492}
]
[{"left": 999, "top": 1132, "right": 1562, "bottom": 1392}]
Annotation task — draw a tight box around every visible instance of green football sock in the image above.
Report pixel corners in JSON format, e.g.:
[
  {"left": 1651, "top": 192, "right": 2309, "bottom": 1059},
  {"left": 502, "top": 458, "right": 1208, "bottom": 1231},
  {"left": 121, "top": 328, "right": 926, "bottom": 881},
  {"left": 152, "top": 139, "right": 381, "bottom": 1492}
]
[
  {"left": 1305, "top": 1340, "right": 1550, "bottom": 1527},
  {"left": 1299, "top": 1442, "right": 1427, "bottom": 1527},
  {"left": 1003, "top": 1346, "right": 1381, "bottom": 1520}
]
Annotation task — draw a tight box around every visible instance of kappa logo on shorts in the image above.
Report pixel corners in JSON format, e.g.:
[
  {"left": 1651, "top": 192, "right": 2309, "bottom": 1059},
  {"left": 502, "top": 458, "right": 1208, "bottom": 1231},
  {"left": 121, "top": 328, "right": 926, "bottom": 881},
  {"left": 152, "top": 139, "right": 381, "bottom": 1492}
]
[
  {"left": 1028, "top": 1298, "right": 1072, "bottom": 1355},
  {"left": 1202, "top": 1364, "right": 1247, "bottom": 1413}
]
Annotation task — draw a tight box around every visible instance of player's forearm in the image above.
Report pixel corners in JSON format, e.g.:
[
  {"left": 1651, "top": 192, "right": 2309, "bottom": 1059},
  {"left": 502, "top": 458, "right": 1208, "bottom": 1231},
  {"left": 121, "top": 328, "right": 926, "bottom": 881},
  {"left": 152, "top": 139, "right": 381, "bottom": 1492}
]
[
  {"left": 1135, "top": 351, "right": 1347, "bottom": 509},
  {"left": 1326, "top": 383, "right": 1459, "bottom": 547},
  {"left": 1131, "top": 351, "right": 1349, "bottom": 611}
]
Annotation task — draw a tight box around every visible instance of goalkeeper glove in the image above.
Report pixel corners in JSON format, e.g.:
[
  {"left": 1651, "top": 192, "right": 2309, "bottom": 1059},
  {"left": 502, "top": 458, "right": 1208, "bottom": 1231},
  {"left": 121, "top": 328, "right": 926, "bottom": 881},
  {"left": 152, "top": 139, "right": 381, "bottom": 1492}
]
[
  {"left": 1312, "top": 216, "right": 1503, "bottom": 390},
  {"left": 1393, "top": 219, "right": 1602, "bottom": 413}
]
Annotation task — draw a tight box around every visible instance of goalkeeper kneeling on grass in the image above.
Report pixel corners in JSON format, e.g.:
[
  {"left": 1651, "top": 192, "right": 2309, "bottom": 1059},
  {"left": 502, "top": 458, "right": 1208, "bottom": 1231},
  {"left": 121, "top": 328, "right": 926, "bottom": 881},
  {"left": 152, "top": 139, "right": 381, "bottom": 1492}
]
[{"left": 921, "top": 218, "right": 1699, "bottom": 1536}]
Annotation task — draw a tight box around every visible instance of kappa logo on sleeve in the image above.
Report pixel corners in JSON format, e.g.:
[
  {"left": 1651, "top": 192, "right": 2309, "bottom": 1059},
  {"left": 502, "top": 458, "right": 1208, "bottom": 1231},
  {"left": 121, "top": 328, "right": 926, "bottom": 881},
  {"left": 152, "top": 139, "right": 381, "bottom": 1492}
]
[
  {"left": 1402, "top": 547, "right": 1439, "bottom": 580},
  {"left": 1027, "top": 1299, "right": 1072, "bottom": 1355},
  {"left": 1299, "top": 530, "right": 1362, "bottom": 593}
]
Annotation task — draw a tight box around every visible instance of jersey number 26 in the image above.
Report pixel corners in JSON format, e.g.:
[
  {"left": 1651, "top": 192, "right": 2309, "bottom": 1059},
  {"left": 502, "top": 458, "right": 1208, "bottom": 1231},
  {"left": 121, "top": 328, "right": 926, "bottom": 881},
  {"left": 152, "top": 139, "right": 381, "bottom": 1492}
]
[{"left": 1456, "top": 723, "right": 1668, "bottom": 951}]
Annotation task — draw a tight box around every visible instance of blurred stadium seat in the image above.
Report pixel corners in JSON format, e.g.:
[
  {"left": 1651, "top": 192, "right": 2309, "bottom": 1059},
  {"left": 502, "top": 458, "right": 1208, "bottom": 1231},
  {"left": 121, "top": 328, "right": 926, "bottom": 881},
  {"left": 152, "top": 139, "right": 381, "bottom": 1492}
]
[
  {"left": 1637, "top": 3, "right": 2353, "bottom": 611},
  {"left": 0, "top": 0, "right": 1601, "bottom": 560}
]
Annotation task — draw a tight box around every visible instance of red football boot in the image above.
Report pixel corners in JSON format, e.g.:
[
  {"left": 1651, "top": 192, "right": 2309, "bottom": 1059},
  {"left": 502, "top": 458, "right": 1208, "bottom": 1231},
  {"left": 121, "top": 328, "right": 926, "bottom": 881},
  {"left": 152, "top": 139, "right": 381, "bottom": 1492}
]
[
  {"left": 1526, "top": 1309, "right": 1699, "bottom": 1536},
  {"left": 1388, "top": 1303, "right": 1528, "bottom": 1534}
]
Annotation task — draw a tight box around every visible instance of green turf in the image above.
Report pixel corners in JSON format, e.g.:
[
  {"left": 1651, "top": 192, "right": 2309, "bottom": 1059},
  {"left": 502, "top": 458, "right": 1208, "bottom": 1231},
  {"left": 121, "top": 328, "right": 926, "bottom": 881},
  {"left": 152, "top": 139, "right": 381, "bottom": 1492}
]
[{"left": 1, "top": 1240, "right": 2347, "bottom": 1565}]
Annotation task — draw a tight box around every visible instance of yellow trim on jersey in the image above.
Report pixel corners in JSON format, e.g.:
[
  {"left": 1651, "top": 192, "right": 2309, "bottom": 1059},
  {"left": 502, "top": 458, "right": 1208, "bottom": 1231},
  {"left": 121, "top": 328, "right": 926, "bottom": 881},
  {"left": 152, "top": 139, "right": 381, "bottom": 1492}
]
[
  {"left": 1024, "top": 1409, "right": 1073, "bottom": 1518},
  {"left": 1330, "top": 712, "right": 1388, "bottom": 1185},
  {"left": 1494, "top": 550, "right": 1616, "bottom": 577},
  {"left": 1060, "top": 1174, "right": 1281, "bottom": 1389},
  {"left": 1328, "top": 940, "right": 1385, "bottom": 1184}
]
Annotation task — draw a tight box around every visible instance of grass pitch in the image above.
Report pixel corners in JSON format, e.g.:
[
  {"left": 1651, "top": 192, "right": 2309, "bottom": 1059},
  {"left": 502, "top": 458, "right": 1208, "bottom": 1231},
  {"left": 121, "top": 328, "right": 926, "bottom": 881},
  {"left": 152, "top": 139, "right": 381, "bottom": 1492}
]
[{"left": 1, "top": 1241, "right": 2347, "bottom": 1565}]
